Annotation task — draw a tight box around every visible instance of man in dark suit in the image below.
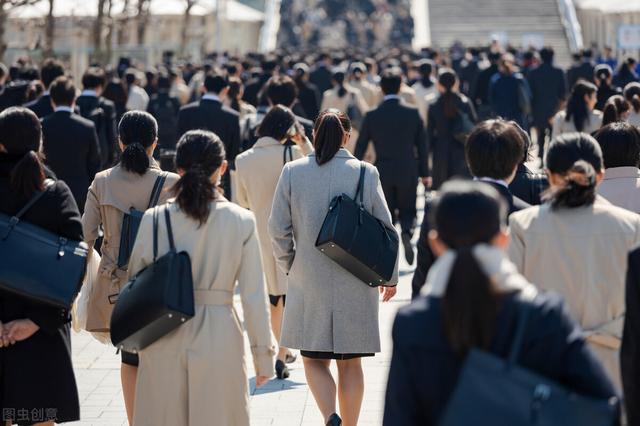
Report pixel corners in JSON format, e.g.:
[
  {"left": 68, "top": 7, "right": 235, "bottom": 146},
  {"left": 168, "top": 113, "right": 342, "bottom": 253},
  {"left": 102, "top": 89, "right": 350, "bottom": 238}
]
[
  {"left": 41, "top": 77, "right": 100, "bottom": 212},
  {"left": 177, "top": 72, "right": 240, "bottom": 196},
  {"left": 527, "top": 47, "right": 567, "bottom": 160},
  {"left": 242, "top": 57, "right": 277, "bottom": 107},
  {"left": 355, "top": 68, "right": 428, "bottom": 265},
  {"left": 76, "top": 67, "right": 118, "bottom": 169},
  {"left": 622, "top": 247, "right": 640, "bottom": 426},
  {"left": 412, "top": 119, "right": 530, "bottom": 298},
  {"left": 473, "top": 51, "right": 501, "bottom": 120},
  {"left": 25, "top": 58, "right": 65, "bottom": 118},
  {"left": 309, "top": 53, "right": 334, "bottom": 94},
  {"left": 567, "top": 48, "right": 595, "bottom": 89}
]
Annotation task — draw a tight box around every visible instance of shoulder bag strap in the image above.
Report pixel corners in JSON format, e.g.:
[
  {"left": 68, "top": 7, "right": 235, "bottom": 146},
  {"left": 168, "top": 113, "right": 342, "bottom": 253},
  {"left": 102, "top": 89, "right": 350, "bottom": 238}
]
[
  {"left": 353, "top": 162, "right": 366, "bottom": 207},
  {"left": 164, "top": 205, "right": 176, "bottom": 252},
  {"left": 147, "top": 172, "right": 168, "bottom": 208},
  {"left": 14, "top": 179, "right": 55, "bottom": 220},
  {"left": 283, "top": 142, "right": 293, "bottom": 165},
  {"left": 152, "top": 206, "right": 159, "bottom": 262}
]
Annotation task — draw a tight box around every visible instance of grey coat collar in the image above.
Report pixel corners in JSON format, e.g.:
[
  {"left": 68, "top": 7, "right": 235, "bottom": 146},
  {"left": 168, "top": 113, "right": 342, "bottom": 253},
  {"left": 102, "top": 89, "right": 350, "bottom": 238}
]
[{"left": 309, "top": 148, "right": 354, "bottom": 159}]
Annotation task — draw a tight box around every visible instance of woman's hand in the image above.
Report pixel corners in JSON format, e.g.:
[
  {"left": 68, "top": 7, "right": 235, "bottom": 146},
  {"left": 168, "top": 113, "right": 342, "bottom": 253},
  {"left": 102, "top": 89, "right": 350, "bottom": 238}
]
[
  {"left": 380, "top": 286, "right": 397, "bottom": 302},
  {"left": 1, "top": 319, "right": 40, "bottom": 346},
  {"left": 255, "top": 375, "right": 271, "bottom": 388}
]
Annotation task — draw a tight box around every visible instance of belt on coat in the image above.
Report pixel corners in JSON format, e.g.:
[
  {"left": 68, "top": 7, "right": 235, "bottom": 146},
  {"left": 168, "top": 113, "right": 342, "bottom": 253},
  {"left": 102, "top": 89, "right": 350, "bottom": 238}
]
[{"left": 194, "top": 289, "right": 233, "bottom": 306}]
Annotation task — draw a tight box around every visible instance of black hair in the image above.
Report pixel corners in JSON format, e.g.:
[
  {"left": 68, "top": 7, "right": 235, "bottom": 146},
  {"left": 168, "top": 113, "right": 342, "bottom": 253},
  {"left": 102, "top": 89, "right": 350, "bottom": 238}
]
[
  {"left": 539, "top": 47, "right": 554, "bottom": 64},
  {"left": 544, "top": 132, "right": 603, "bottom": 209},
  {"left": 594, "top": 122, "right": 640, "bottom": 168},
  {"left": 40, "top": 58, "right": 65, "bottom": 88},
  {"left": 227, "top": 77, "right": 244, "bottom": 112},
  {"left": 49, "top": 76, "right": 76, "bottom": 106},
  {"left": 417, "top": 59, "right": 434, "bottom": 88},
  {"left": 265, "top": 75, "right": 298, "bottom": 107},
  {"left": 601, "top": 95, "right": 630, "bottom": 127},
  {"left": 380, "top": 67, "right": 402, "bottom": 95},
  {"left": 565, "top": 80, "right": 597, "bottom": 132},
  {"left": 465, "top": 120, "right": 525, "bottom": 180},
  {"left": 124, "top": 69, "right": 138, "bottom": 87},
  {"left": 313, "top": 109, "right": 351, "bottom": 165},
  {"left": 257, "top": 105, "right": 296, "bottom": 141},
  {"left": 103, "top": 79, "right": 128, "bottom": 107},
  {"left": 174, "top": 130, "right": 226, "bottom": 225},
  {"left": 624, "top": 82, "right": 640, "bottom": 114},
  {"left": 204, "top": 72, "right": 228, "bottom": 94},
  {"left": 157, "top": 73, "right": 171, "bottom": 90},
  {"left": 118, "top": 111, "right": 158, "bottom": 175},
  {"left": 438, "top": 68, "right": 459, "bottom": 119},
  {"left": 594, "top": 64, "right": 613, "bottom": 84},
  {"left": 0, "top": 107, "right": 45, "bottom": 198},
  {"left": 332, "top": 70, "right": 347, "bottom": 98},
  {"left": 82, "top": 67, "right": 106, "bottom": 89},
  {"left": 430, "top": 180, "right": 507, "bottom": 357}
]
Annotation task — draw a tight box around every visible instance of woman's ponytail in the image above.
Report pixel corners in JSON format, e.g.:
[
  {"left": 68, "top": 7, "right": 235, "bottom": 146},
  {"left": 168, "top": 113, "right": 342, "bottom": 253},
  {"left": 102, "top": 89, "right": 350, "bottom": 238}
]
[
  {"left": 545, "top": 160, "right": 597, "bottom": 209},
  {"left": 10, "top": 150, "right": 45, "bottom": 198},
  {"left": 174, "top": 167, "right": 215, "bottom": 225},
  {"left": 313, "top": 110, "right": 351, "bottom": 165},
  {"left": 438, "top": 68, "right": 459, "bottom": 119},
  {"left": 120, "top": 142, "right": 150, "bottom": 175}
]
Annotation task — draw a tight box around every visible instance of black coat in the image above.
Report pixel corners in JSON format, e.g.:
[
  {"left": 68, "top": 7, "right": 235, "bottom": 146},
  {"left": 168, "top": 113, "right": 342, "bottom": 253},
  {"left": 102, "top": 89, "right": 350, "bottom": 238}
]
[
  {"left": 147, "top": 92, "right": 181, "bottom": 150},
  {"left": 41, "top": 111, "right": 101, "bottom": 212},
  {"left": 509, "top": 164, "right": 549, "bottom": 205},
  {"left": 527, "top": 63, "right": 567, "bottom": 126},
  {"left": 426, "top": 94, "right": 477, "bottom": 189},
  {"left": 622, "top": 247, "right": 640, "bottom": 425},
  {"left": 243, "top": 74, "right": 271, "bottom": 107},
  {"left": 412, "top": 181, "right": 529, "bottom": 299},
  {"left": 310, "top": 65, "right": 333, "bottom": 94},
  {"left": 297, "top": 81, "right": 321, "bottom": 120},
  {"left": 76, "top": 94, "right": 118, "bottom": 167},
  {"left": 474, "top": 64, "right": 498, "bottom": 107},
  {"left": 177, "top": 99, "right": 241, "bottom": 195},
  {"left": 596, "top": 84, "right": 622, "bottom": 111},
  {"left": 0, "top": 156, "right": 82, "bottom": 424},
  {"left": 354, "top": 98, "right": 428, "bottom": 186},
  {"left": 567, "top": 62, "right": 595, "bottom": 89},
  {"left": 25, "top": 94, "right": 54, "bottom": 118},
  {"left": 384, "top": 292, "right": 618, "bottom": 425}
]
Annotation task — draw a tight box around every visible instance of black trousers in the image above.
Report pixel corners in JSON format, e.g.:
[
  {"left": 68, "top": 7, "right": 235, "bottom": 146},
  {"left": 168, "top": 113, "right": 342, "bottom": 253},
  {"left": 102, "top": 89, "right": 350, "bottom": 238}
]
[{"left": 381, "top": 180, "right": 417, "bottom": 235}]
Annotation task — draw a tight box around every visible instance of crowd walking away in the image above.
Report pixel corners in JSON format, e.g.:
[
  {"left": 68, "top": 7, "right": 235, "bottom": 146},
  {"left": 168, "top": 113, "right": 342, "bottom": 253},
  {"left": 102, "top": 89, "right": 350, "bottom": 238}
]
[{"left": 2, "top": 41, "right": 640, "bottom": 425}]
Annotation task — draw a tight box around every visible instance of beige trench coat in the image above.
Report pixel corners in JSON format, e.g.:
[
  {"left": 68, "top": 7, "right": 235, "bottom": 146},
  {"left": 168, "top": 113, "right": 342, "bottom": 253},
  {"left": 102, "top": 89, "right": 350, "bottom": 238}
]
[
  {"left": 81, "top": 161, "right": 179, "bottom": 331},
  {"left": 128, "top": 201, "right": 275, "bottom": 426},
  {"left": 508, "top": 198, "right": 640, "bottom": 388},
  {"left": 235, "top": 136, "right": 313, "bottom": 296}
]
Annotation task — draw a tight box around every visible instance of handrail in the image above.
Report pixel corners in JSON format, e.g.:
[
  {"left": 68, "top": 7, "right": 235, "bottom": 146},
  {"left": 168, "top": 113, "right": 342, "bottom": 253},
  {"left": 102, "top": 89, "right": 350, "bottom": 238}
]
[{"left": 557, "top": 0, "right": 584, "bottom": 52}]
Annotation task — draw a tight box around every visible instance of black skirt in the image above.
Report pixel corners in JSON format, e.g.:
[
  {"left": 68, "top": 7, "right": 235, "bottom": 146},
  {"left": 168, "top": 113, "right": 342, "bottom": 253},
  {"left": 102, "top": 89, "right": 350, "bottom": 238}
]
[{"left": 300, "top": 350, "right": 374, "bottom": 360}]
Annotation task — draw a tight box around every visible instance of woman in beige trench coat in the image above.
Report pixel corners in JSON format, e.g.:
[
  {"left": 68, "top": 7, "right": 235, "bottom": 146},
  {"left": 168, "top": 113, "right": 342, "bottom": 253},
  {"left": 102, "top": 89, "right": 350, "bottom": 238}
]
[
  {"left": 508, "top": 132, "right": 640, "bottom": 390},
  {"left": 128, "top": 130, "right": 275, "bottom": 426},
  {"left": 235, "top": 105, "right": 313, "bottom": 379},
  {"left": 81, "top": 111, "right": 179, "bottom": 423}
]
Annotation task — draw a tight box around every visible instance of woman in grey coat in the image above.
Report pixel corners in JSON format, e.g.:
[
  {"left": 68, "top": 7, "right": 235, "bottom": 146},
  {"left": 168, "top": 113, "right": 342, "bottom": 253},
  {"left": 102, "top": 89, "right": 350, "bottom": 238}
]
[{"left": 268, "top": 109, "right": 398, "bottom": 426}]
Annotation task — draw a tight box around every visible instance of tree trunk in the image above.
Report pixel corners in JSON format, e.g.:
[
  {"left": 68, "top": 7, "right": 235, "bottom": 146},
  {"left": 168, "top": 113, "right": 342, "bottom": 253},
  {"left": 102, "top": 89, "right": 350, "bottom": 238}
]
[
  {"left": 118, "top": 0, "right": 130, "bottom": 46},
  {"left": 0, "top": 0, "right": 7, "bottom": 62},
  {"left": 104, "top": 0, "right": 113, "bottom": 65},
  {"left": 93, "top": 0, "right": 106, "bottom": 63},
  {"left": 136, "top": 0, "right": 150, "bottom": 46},
  {"left": 43, "top": 0, "right": 55, "bottom": 57},
  {"left": 180, "top": 0, "right": 194, "bottom": 55}
]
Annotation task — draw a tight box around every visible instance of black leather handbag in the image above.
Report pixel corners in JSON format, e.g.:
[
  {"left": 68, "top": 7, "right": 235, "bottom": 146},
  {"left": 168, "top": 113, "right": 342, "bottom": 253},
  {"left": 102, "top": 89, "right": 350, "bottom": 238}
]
[
  {"left": 439, "top": 300, "right": 619, "bottom": 426},
  {"left": 0, "top": 181, "right": 88, "bottom": 309},
  {"left": 316, "top": 163, "right": 398, "bottom": 287},
  {"left": 117, "top": 173, "right": 167, "bottom": 268},
  {"left": 111, "top": 205, "right": 195, "bottom": 353}
]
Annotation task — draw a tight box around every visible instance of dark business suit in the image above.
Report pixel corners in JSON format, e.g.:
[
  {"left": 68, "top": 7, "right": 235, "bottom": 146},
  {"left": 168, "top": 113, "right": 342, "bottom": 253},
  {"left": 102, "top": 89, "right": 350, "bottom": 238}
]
[
  {"left": 25, "top": 94, "right": 54, "bottom": 118},
  {"left": 411, "top": 181, "right": 529, "bottom": 298},
  {"left": 509, "top": 164, "right": 548, "bottom": 205},
  {"left": 177, "top": 98, "right": 241, "bottom": 196},
  {"left": 527, "top": 63, "right": 567, "bottom": 156},
  {"left": 474, "top": 64, "right": 498, "bottom": 118},
  {"left": 41, "top": 110, "right": 101, "bottom": 212},
  {"left": 76, "top": 94, "right": 118, "bottom": 168},
  {"left": 567, "top": 61, "right": 595, "bottom": 89},
  {"left": 297, "top": 81, "right": 321, "bottom": 120},
  {"left": 354, "top": 97, "right": 427, "bottom": 235},
  {"left": 622, "top": 248, "right": 640, "bottom": 426},
  {"left": 243, "top": 74, "right": 272, "bottom": 107},
  {"left": 384, "top": 292, "right": 618, "bottom": 425},
  {"left": 310, "top": 65, "right": 333, "bottom": 94}
]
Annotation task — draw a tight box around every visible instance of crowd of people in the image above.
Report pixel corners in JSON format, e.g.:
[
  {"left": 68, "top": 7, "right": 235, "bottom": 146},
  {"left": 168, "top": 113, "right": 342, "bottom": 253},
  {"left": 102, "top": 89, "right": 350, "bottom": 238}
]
[{"left": 1, "top": 40, "right": 640, "bottom": 426}]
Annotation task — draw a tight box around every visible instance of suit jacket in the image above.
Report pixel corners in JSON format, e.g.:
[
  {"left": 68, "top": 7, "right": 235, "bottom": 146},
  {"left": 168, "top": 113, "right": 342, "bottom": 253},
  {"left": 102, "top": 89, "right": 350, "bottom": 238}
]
[
  {"left": 41, "top": 111, "right": 101, "bottom": 211},
  {"left": 411, "top": 180, "right": 529, "bottom": 298},
  {"left": 177, "top": 98, "right": 241, "bottom": 195},
  {"left": 76, "top": 94, "right": 118, "bottom": 167},
  {"left": 310, "top": 65, "right": 333, "bottom": 94},
  {"left": 509, "top": 164, "right": 549, "bottom": 205},
  {"left": 567, "top": 61, "right": 595, "bottom": 88},
  {"left": 268, "top": 149, "right": 399, "bottom": 353},
  {"left": 527, "top": 63, "right": 567, "bottom": 126},
  {"left": 297, "top": 81, "right": 321, "bottom": 120},
  {"left": 474, "top": 64, "right": 498, "bottom": 106},
  {"left": 243, "top": 74, "right": 271, "bottom": 107},
  {"left": 622, "top": 248, "right": 640, "bottom": 426},
  {"left": 384, "top": 292, "right": 618, "bottom": 425},
  {"left": 25, "top": 94, "right": 54, "bottom": 118},
  {"left": 355, "top": 98, "right": 427, "bottom": 185}
]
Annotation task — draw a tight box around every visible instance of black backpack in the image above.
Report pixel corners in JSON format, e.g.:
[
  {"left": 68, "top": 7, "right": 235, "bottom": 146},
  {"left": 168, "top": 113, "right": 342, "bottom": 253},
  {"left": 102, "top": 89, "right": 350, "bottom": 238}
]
[{"left": 79, "top": 103, "right": 109, "bottom": 165}]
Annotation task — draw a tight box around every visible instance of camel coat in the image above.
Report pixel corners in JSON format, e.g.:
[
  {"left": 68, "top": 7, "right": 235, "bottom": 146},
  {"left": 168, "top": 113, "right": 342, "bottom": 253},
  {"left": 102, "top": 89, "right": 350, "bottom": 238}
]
[
  {"left": 268, "top": 149, "right": 399, "bottom": 353},
  {"left": 235, "top": 136, "right": 313, "bottom": 296},
  {"left": 128, "top": 201, "right": 275, "bottom": 426},
  {"left": 81, "top": 161, "right": 179, "bottom": 331},
  {"left": 508, "top": 198, "right": 640, "bottom": 388}
]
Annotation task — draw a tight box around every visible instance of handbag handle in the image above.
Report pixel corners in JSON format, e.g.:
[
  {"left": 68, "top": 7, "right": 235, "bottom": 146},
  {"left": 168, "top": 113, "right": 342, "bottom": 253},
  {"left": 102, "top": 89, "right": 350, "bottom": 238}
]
[
  {"left": 353, "top": 163, "right": 366, "bottom": 207},
  {"left": 163, "top": 206, "right": 176, "bottom": 252},
  {"left": 147, "top": 173, "right": 168, "bottom": 209},
  {"left": 151, "top": 205, "right": 176, "bottom": 262},
  {"left": 2, "top": 179, "right": 54, "bottom": 240}
]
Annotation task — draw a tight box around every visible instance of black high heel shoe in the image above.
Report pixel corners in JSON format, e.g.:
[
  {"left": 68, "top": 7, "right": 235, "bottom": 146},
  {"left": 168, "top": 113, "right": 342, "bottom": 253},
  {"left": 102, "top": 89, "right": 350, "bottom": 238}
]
[
  {"left": 326, "top": 413, "right": 342, "bottom": 426},
  {"left": 275, "top": 359, "right": 290, "bottom": 379}
]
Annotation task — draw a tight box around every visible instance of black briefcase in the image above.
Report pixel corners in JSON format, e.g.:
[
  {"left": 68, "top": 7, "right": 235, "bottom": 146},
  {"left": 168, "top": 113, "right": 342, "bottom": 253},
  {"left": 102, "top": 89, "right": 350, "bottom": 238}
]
[
  {"left": 117, "top": 173, "right": 167, "bottom": 268},
  {"left": 111, "top": 205, "right": 195, "bottom": 353},
  {"left": 0, "top": 181, "right": 88, "bottom": 309},
  {"left": 316, "top": 163, "right": 398, "bottom": 287}
]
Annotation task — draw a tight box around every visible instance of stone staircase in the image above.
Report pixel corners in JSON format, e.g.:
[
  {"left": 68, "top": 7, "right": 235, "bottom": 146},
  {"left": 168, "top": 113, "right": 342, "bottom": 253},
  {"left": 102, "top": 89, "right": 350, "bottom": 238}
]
[{"left": 427, "top": 0, "right": 580, "bottom": 68}]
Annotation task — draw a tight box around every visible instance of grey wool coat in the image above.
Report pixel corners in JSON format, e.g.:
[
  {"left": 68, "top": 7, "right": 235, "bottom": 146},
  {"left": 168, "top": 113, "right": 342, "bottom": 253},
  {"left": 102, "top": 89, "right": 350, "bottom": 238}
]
[{"left": 268, "top": 148, "right": 399, "bottom": 354}]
